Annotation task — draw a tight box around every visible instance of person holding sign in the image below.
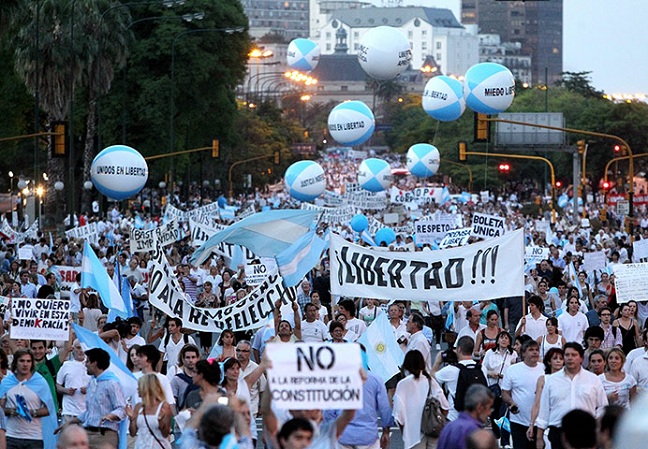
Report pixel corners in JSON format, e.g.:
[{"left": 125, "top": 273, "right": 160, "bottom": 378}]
[{"left": 270, "top": 300, "right": 302, "bottom": 344}]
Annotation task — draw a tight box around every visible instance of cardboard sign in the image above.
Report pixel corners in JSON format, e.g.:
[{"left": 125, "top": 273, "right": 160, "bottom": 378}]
[
  {"left": 582, "top": 251, "right": 607, "bottom": 272},
  {"left": 415, "top": 214, "right": 458, "bottom": 244},
  {"left": 613, "top": 263, "right": 648, "bottom": 304},
  {"left": 265, "top": 343, "right": 363, "bottom": 410},
  {"left": 471, "top": 213, "right": 505, "bottom": 239},
  {"left": 11, "top": 297, "right": 70, "bottom": 340},
  {"left": 439, "top": 228, "right": 472, "bottom": 249},
  {"left": 524, "top": 247, "right": 550, "bottom": 266}
]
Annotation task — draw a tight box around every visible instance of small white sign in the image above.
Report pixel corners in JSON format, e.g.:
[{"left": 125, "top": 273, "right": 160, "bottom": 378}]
[{"left": 11, "top": 297, "right": 70, "bottom": 341}]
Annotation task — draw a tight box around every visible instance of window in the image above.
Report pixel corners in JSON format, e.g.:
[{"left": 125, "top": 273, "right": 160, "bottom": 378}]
[
  {"left": 326, "top": 43, "right": 331, "bottom": 51},
  {"left": 436, "top": 42, "right": 442, "bottom": 49},
  {"left": 408, "top": 31, "right": 413, "bottom": 38},
  {"left": 341, "top": 86, "right": 348, "bottom": 91},
  {"left": 326, "top": 32, "right": 331, "bottom": 39}
]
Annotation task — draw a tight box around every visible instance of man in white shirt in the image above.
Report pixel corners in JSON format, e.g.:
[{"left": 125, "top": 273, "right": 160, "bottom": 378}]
[
  {"left": 515, "top": 296, "right": 548, "bottom": 340},
  {"left": 501, "top": 339, "right": 544, "bottom": 449},
  {"left": 338, "top": 299, "right": 366, "bottom": 340},
  {"left": 535, "top": 342, "right": 608, "bottom": 449},
  {"left": 387, "top": 303, "right": 409, "bottom": 353},
  {"left": 629, "top": 329, "right": 648, "bottom": 392},
  {"left": 558, "top": 297, "right": 589, "bottom": 344},
  {"left": 625, "top": 328, "right": 648, "bottom": 372},
  {"left": 158, "top": 318, "right": 196, "bottom": 374},
  {"left": 300, "top": 303, "right": 328, "bottom": 343},
  {"left": 56, "top": 339, "right": 91, "bottom": 423},
  {"left": 405, "top": 314, "right": 431, "bottom": 371},
  {"left": 236, "top": 340, "right": 267, "bottom": 417},
  {"left": 456, "top": 307, "right": 485, "bottom": 344}
]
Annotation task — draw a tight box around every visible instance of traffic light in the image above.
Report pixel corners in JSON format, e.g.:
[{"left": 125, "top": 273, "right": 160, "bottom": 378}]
[
  {"left": 555, "top": 181, "right": 562, "bottom": 188},
  {"left": 50, "top": 121, "right": 67, "bottom": 158},
  {"left": 614, "top": 144, "right": 621, "bottom": 154},
  {"left": 211, "top": 139, "right": 220, "bottom": 158},
  {"left": 498, "top": 163, "right": 510, "bottom": 173},
  {"left": 273, "top": 149, "right": 281, "bottom": 165},
  {"left": 576, "top": 140, "right": 586, "bottom": 154},
  {"left": 458, "top": 141, "right": 467, "bottom": 162},
  {"left": 602, "top": 181, "right": 611, "bottom": 190},
  {"left": 474, "top": 113, "right": 491, "bottom": 142}
]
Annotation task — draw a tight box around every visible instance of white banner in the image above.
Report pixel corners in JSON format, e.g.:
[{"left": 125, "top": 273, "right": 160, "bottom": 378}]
[
  {"left": 330, "top": 229, "right": 525, "bottom": 301},
  {"left": 265, "top": 343, "right": 363, "bottom": 410},
  {"left": 389, "top": 186, "right": 444, "bottom": 205},
  {"left": 633, "top": 239, "right": 648, "bottom": 262},
  {"left": 439, "top": 227, "right": 472, "bottom": 249},
  {"left": 582, "top": 251, "right": 607, "bottom": 272},
  {"left": 65, "top": 222, "right": 98, "bottom": 242},
  {"left": 471, "top": 213, "right": 505, "bottom": 239},
  {"left": 347, "top": 149, "right": 368, "bottom": 159},
  {"left": 130, "top": 220, "right": 180, "bottom": 252},
  {"left": 189, "top": 219, "right": 224, "bottom": 248},
  {"left": 415, "top": 214, "right": 458, "bottom": 244},
  {"left": 344, "top": 183, "right": 387, "bottom": 210},
  {"left": 56, "top": 265, "right": 82, "bottom": 298},
  {"left": 149, "top": 247, "right": 298, "bottom": 331},
  {"left": 524, "top": 246, "right": 550, "bottom": 266},
  {"left": 10, "top": 297, "right": 70, "bottom": 340},
  {"left": 300, "top": 203, "right": 354, "bottom": 224},
  {"left": 612, "top": 263, "right": 648, "bottom": 304}
]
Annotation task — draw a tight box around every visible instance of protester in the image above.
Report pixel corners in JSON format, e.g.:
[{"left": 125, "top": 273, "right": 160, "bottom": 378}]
[
  {"left": 56, "top": 339, "right": 91, "bottom": 424},
  {"left": 599, "top": 347, "right": 636, "bottom": 408},
  {"left": 126, "top": 373, "right": 172, "bottom": 449},
  {"left": 436, "top": 384, "right": 494, "bottom": 449}
]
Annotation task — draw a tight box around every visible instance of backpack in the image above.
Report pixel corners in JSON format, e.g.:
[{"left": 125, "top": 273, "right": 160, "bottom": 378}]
[
  {"left": 453, "top": 362, "right": 487, "bottom": 412},
  {"left": 421, "top": 379, "right": 447, "bottom": 437},
  {"left": 176, "top": 372, "right": 200, "bottom": 410},
  {"left": 164, "top": 332, "right": 189, "bottom": 348}
]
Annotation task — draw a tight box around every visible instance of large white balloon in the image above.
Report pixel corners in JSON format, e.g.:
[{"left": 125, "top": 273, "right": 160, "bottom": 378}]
[
  {"left": 328, "top": 101, "right": 375, "bottom": 146},
  {"left": 422, "top": 76, "right": 466, "bottom": 122},
  {"left": 358, "top": 26, "right": 411, "bottom": 80},
  {"left": 284, "top": 160, "right": 326, "bottom": 202},
  {"left": 463, "top": 63, "right": 515, "bottom": 114},
  {"left": 407, "top": 144, "right": 440, "bottom": 178},
  {"left": 287, "top": 38, "right": 320, "bottom": 72},
  {"left": 90, "top": 145, "right": 148, "bottom": 200},
  {"left": 357, "top": 158, "right": 392, "bottom": 192}
]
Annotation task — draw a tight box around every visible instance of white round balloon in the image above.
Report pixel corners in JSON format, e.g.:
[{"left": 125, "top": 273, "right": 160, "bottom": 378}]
[
  {"left": 463, "top": 63, "right": 515, "bottom": 114},
  {"left": 407, "top": 144, "right": 440, "bottom": 178},
  {"left": 284, "top": 160, "right": 326, "bottom": 202},
  {"left": 328, "top": 101, "right": 375, "bottom": 146},
  {"left": 358, "top": 26, "right": 411, "bottom": 80},
  {"left": 357, "top": 158, "right": 392, "bottom": 192},
  {"left": 422, "top": 76, "right": 466, "bottom": 122},
  {"left": 287, "top": 38, "right": 320, "bottom": 72},
  {"left": 90, "top": 145, "right": 148, "bottom": 200}
]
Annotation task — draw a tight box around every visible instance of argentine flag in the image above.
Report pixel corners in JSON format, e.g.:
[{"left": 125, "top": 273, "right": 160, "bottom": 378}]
[
  {"left": 357, "top": 312, "right": 404, "bottom": 382},
  {"left": 276, "top": 229, "right": 327, "bottom": 287},
  {"left": 81, "top": 241, "right": 128, "bottom": 318}
]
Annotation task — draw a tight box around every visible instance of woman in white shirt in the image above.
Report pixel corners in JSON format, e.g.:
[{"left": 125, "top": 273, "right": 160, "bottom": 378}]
[
  {"left": 599, "top": 347, "right": 637, "bottom": 409},
  {"left": 393, "top": 350, "right": 449, "bottom": 449}
]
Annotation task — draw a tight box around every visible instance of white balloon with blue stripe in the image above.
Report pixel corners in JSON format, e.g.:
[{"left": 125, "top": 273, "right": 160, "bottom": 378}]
[
  {"left": 90, "top": 145, "right": 148, "bottom": 200},
  {"left": 357, "top": 158, "right": 392, "bottom": 192},
  {"left": 328, "top": 100, "right": 375, "bottom": 146},
  {"left": 463, "top": 62, "right": 515, "bottom": 114},
  {"left": 284, "top": 160, "right": 326, "bottom": 202},
  {"left": 406, "top": 144, "right": 440, "bottom": 178},
  {"left": 422, "top": 75, "right": 466, "bottom": 122},
  {"left": 287, "top": 38, "right": 320, "bottom": 72}
]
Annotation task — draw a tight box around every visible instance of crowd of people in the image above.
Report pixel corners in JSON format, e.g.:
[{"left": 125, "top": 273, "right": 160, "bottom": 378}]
[{"left": 0, "top": 151, "right": 646, "bottom": 449}]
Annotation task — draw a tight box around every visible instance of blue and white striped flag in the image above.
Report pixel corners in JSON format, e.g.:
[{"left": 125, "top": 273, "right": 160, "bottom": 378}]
[
  {"left": 360, "top": 230, "right": 377, "bottom": 246},
  {"left": 357, "top": 312, "right": 404, "bottom": 382},
  {"left": 440, "top": 186, "right": 451, "bottom": 205},
  {"left": 276, "top": 229, "right": 327, "bottom": 287},
  {"left": 81, "top": 241, "right": 127, "bottom": 318}
]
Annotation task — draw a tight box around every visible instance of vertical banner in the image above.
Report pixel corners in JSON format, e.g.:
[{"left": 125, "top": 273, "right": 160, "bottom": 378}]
[
  {"left": 265, "top": 343, "right": 363, "bottom": 410},
  {"left": 330, "top": 229, "right": 524, "bottom": 301}
]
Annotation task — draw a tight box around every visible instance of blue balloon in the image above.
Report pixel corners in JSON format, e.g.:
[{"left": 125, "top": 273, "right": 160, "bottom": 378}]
[
  {"left": 350, "top": 214, "right": 369, "bottom": 233},
  {"left": 375, "top": 228, "right": 396, "bottom": 246}
]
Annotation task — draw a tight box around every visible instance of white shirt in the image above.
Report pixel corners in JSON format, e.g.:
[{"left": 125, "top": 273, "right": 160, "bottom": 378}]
[
  {"left": 301, "top": 320, "right": 329, "bottom": 343},
  {"left": 482, "top": 349, "right": 517, "bottom": 387},
  {"left": 501, "top": 362, "right": 545, "bottom": 426},
  {"left": 435, "top": 360, "right": 488, "bottom": 421},
  {"left": 536, "top": 367, "right": 608, "bottom": 429},
  {"left": 558, "top": 312, "right": 589, "bottom": 343},
  {"left": 515, "top": 313, "right": 548, "bottom": 340},
  {"left": 624, "top": 347, "right": 647, "bottom": 372},
  {"left": 406, "top": 331, "right": 431, "bottom": 372},
  {"left": 456, "top": 323, "right": 486, "bottom": 344},
  {"left": 56, "top": 359, "right": 91, "bottom": 416},
  {"left": 629, "top": 351, "right": 648, "bottom": 392},
  {"left": 158, "top": 333, "right": 197, "bottom": 369}
]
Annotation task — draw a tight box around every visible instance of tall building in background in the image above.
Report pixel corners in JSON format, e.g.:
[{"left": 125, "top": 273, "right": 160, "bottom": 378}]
[
  {"left": 242, "top": 0, "right": 310, "bottom": 41},
  {"left": 461, "top": 0, "right": 562, "bottom": 85}
]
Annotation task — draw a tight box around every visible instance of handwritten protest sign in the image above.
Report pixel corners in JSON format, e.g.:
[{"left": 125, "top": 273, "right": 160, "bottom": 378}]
[
  {"left": 11, "top": 297, "right": 70, "bottom": 340},
  {"left": 56, "top": 265, "right": 81, "bottom": 298},
  {"left": 633, "top": 239, "right": 648, "bottom": 262},
  {"left": 524, "top": 247, "right": 549, "bottom": 266},
  {"left": 265, "top": 343, "right": 363, "bottom": 410},
  {"left": 415, "top": 214, "right": 458, "bottom": 244},
  {"left": 582, "top": 251, "right": 607, "bottom": 272},
  {"left": 130, "top": 220, "right": 179, "bottom": 252},
  {"left": 612, "top": 263, "right": 648, "bottom": 304},
  {"left": 439, "top": 228, "right": 472, "bottom": 249}
]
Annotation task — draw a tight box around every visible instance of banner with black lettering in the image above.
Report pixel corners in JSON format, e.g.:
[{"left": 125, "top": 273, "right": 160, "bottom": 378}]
[
  {"left": 439, "top": 227, "right": 472, "bottom": 249},
  {"left": 524, "top": 246, "right": 549, "bottom": 267},
  {"left": 149, "top": 247, "right": 298, "bottom": 331},
  {"left": 389, "top": 186, "right": 444, "bottom": 205},
  {"left": 65, "top": 222, "right": 98, "bottom": 243},
  {"left": 265, "top": 343, "right": 363, "bottom": 410},
  {"left": 471, "top": 213, "right": 505, "bottom": 239},
  {"left": 415, "top": 214, "right": 459, "bottom": 244},
  {"left": 10, "top": 297, "right": 70, "bottom": 340},
  {"left": 330, "top": 229, "right": 524, "bottom": 301},
  {"left": 130, "top": 220, "right": 179, "bottom": 252},
  {"left": 300, "top": 203, "right": 355, "bottom": 224}
]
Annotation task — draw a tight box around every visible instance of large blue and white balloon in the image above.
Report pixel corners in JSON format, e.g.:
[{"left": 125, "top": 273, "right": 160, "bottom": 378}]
[
  {"left": 357, "top": 158, "right": 392, "bottom": 192},
  {"left": 463, "top": 63, "right": 515, "bottom": 114},
  {"left": 284, "top": 160, "right": 326, "bottom": 202},
  {"left": 358, "top": 26, "right": 412, "bottom": 80},
  {"left": 422, "top": 76, "right": 466, "bottom": 122},
  {"left": 90, "top": 145, "right": 148, "bottom": 200},
  {"left": 407, "top": 144, "right": 440, "bottom": 178},
  {"left": 328, "top": 101, "right": 375, "bottom": 146},
  {"left": 287, "top": 38, "right": 320, "bottom": 72}
]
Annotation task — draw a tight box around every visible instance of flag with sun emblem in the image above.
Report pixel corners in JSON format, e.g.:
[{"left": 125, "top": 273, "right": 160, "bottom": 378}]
[{"left": 358, "top": 311, "right": 405, "bottom": 382}]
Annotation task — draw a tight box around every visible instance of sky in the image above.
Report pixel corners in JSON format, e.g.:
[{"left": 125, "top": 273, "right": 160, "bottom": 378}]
[{"left": 366, "top": 0, "right": 648, "bottom": 95}]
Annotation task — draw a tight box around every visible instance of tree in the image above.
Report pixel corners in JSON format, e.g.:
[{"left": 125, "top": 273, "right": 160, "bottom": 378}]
[{"left": 559, "top": 71, "right": 604, "bottom": 99}]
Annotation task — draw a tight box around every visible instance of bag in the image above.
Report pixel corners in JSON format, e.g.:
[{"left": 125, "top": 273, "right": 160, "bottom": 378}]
[
  {"left": 488, "top": 383, "right": 502, "bottom": 398},
  {"left": 454, "top": 363, "right": 488, "bottom": 412},
  {"left": 421, "top": 380, "right": 447, "bottom": 437}
]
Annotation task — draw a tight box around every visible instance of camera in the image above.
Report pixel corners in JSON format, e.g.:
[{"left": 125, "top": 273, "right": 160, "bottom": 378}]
[{"left": 441, "top": 348, "right": 458, "bottom": 365}]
